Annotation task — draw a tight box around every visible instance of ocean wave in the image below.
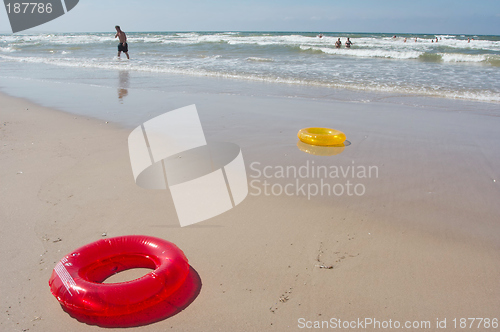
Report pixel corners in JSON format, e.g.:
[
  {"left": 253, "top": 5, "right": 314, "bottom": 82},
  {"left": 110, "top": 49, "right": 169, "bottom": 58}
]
[
  {"left": 0, "top": 46, "right": 17, "bottom": 53},
  {"left": 2, "top": 33, "right": 500, "bottom": 54},
  {"left": 435, "top": 35, "right": 457, "bottom": 39},
  {"left": 418, "top": 53, "right": 442, "bottom": 62},
  {"left": 300, "top": 45, "right": 423, "bottom": 59},
  {"left": 2, "top": 34, "right": 115, "bottom": 45},
  {"left": 174, "top": 32, "right": 200, "bottom": 37},
  {"left": 418, "top": 52, "right": 500, "bottom": 65},
  {"left": 298, "top": 45, "right": 500, "bottom": 65},
  {"left": 246, "top": 57, "right": 274, "bottom": 62},
  {"left": 196, "top": 54, "right": 222, "bottom": 60},
  {"left": 1, "top": 54, "right": 498, "bottom": 103},
  {"left": 439, "top": 53, "right": 500, "bottom": 64}
]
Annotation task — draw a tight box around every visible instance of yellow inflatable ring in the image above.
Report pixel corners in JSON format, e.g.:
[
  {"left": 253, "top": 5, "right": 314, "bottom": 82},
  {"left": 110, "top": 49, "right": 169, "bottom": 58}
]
[{"left": 297, "top": 127, "right": 346, "bottom": 146}]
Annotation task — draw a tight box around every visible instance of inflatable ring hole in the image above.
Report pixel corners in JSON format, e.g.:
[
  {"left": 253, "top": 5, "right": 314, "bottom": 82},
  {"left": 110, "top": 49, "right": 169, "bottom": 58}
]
[
  {"left": 103, "top": 268, "right": 155, "bottom": 284},
  {"left": 307, "top": 128, "right": 336, "bottom": 135},
  {"left": 79, "top": 253, "right": 159, "bottom": 284}
]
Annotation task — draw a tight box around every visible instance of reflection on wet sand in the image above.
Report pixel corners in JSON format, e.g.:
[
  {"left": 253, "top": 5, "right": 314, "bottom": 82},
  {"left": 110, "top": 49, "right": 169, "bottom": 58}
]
[
  {"left": 297, "top": 140, "right": 351, "bottom": 156},
  {"left": 118, "top": 70, "right": 129, "bottom": 103}
]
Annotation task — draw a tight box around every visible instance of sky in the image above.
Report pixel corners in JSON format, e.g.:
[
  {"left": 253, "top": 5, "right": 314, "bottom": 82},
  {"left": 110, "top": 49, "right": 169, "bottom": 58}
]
[{"left": 1, "top": 0, "right": 499, "bottom": 35}]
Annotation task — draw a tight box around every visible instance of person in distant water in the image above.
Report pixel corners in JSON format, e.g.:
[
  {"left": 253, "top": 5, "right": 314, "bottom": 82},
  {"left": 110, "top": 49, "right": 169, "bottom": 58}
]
[
  {"left": 115, "top": 25, "right": 129, "bottom": 59},
  {"left": 468, "top": 37, "right": 470, "bottom": 43},
  {"left": 404, "top": 37, "right": 407, "bottom": 43},
  {"left": 318, "top": 33, "right": 323, "bottom": 39},
  {"left": 435, "top": 37, "right": 438, "bottom": 43},
  {"left": 392, "top": 35, "right": 397, "bottom": 39},
  {"left": 415, "top": 37, "right": 417, "bottom": 42},
  {"left": 335, "top": 38, "right": 341, "bottom": 48},
  {"left": 345, "top": 38, "right": 352, "bottom": 48}
]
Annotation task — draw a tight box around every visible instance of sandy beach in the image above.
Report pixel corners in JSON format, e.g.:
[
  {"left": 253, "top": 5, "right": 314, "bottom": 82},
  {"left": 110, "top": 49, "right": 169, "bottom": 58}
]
[
  {"left": 1, "top": 81, "right": 499, "bottom": 331},
  {"left": 1, "top": 1, "right": 499, "bottom": 329}
]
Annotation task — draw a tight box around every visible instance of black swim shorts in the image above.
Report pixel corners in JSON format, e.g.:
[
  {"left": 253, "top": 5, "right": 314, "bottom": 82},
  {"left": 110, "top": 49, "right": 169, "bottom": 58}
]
[{"left": 118, "top": 43, "right": 128, "bottom": 52}]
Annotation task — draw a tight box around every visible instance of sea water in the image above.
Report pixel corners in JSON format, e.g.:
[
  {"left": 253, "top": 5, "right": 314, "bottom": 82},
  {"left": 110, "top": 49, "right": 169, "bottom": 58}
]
[{"left": 0, "top": 31, "right": 499, "bottom": 119}]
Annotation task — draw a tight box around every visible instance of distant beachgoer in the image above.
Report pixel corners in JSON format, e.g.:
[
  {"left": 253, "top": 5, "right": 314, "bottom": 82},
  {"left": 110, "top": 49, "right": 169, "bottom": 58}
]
[
  {"left": 392, "top": 35, "right": 397, "bottom": 38},
  {"left": 318, "top": 33, "right": 323, "bottom": 39},
  {"left": 468, "top": 37, "right": 470, "bottom": 43},
  {"left": 432, "top": 39, "right": 434, "bottom": 43},
  {"left": 404, "top": 37, "right": 407, "bottom": 43},
  {"left": 335, "top": 38, "right": 341, "bottom": 48},
  {"left": 415, "top": 37, "right": 417, "bottom": 42},
  {"left": 115, "top": 25, "right": 129, "bottom": 59},
  {"left": 435, "top": 37, "right": 438, "bottom": 43},
  {"left": 345, "top": 38, "right": 352, "bottom": 48}
]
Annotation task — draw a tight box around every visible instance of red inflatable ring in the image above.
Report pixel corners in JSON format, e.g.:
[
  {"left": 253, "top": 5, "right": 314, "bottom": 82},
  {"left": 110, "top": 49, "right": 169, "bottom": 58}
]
[{"left": 49, "top": 235, "right": 189, "bottom": 320}]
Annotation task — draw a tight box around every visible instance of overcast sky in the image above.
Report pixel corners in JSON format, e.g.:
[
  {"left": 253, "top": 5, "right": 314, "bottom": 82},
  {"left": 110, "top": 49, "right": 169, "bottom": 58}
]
[{"left": 1, "top": 0, "right": 499, "bottom": 35}]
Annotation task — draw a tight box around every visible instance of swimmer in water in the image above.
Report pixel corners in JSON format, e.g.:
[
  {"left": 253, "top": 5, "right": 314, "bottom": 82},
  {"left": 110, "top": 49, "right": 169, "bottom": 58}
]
[
  {"left": 115, "top": 25, "right": 129, "bottom": 59},
  {"left": 335, "top": 38, "right": 341, "bottom": 48},
  {"left": 345, "top": 38, "right": 352, "bottom": 48}
]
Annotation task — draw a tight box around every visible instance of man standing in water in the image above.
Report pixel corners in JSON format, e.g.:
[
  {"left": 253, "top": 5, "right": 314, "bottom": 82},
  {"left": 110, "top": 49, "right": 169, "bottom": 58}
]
[{"left": 115, "top": 26, "right": 129, "bottom": 59}]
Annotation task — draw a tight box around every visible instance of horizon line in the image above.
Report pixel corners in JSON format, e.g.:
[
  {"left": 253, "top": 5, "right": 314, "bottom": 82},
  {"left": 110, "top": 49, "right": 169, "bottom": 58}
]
[{"left": 1, "top": 30, "right": 497, "bottom": 36}]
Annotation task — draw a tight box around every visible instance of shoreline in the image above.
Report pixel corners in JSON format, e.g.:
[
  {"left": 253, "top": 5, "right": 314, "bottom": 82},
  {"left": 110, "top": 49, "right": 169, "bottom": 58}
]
[
  {"left": 1, "top": 89, "right": 499, "bottom": 331},
  {"left": 2, "top": 31, "right": 500, "bottom": 105},
  {"left": 1, "top": 61, "right": 499, "bottom": 105},
  {"left": 1, "top": 73, "right": 499, "bottom": 131}
]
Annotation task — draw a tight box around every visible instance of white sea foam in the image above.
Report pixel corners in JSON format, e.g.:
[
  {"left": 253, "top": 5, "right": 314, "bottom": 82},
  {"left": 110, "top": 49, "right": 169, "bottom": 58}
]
[
  {"left": 301, "top": 45, "right": 423, "bottom": 59},
  {"left": 3, "top": 32, "right": 499, "bottom": 52},
  {"left": 0, "top": 46, "right": 17, "bottom": 53},
  {"left": 435, "top": 35, "right": 457, "bottom": 39},
  {"left": 440, "top": 53, "right": 486, "bottom": 63},
  {"left": 246, "top": 57, "right": 274, "bottom": 62}
]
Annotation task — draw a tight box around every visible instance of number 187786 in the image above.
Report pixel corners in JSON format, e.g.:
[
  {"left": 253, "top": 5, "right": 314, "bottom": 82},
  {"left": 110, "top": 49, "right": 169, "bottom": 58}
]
[{"left": 6, "top": 3, "right": 53, "bottom": 14}]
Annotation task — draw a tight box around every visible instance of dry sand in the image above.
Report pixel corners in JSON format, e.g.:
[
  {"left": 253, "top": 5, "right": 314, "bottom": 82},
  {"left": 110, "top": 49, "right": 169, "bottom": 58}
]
[{"left": 1, "top": 91, "right": 499, "bottom": 331}]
